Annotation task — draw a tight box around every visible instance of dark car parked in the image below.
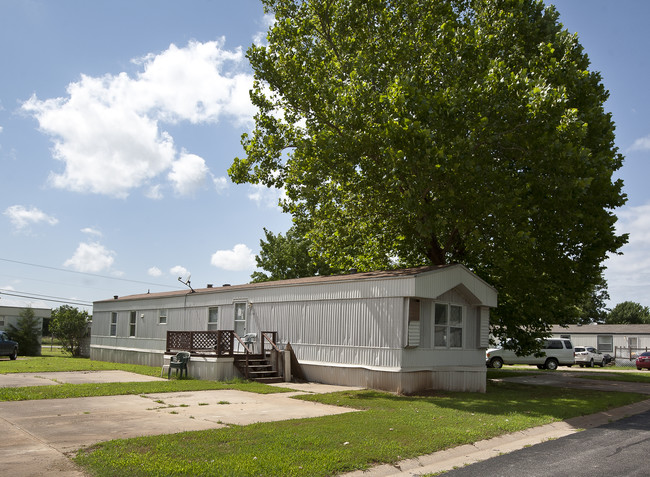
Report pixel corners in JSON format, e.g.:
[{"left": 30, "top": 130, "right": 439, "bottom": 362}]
[
  {"left": 0, "top": 331, "right": 18, "bottom": 360},
  {"left": 636, "top": 351, "right": 650, "bottom": 370}
]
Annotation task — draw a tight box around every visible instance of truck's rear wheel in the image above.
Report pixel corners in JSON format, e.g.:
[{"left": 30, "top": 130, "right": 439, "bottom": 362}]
[{"left": 545, "top": 358, "right": 559, "bottom": 370}]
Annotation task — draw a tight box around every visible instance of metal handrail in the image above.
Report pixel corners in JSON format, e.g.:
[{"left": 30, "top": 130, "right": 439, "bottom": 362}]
[
  {"left": 261, "top": 331, "right": 281, "bottom": 353},
  {"left": 234, "top": 333, "right": 254, "bottom": 355}
]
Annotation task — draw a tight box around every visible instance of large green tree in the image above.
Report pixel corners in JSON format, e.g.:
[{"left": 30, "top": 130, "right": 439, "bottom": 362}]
[
  {"left": 50, "top": 305, "right": 91, "bottom": 357},
  {"left": 230, "top": 0, "right": 627, "bottom": 353}
]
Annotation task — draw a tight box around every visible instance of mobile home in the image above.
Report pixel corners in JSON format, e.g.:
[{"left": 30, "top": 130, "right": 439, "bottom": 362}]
[{"left": 92, "top": 265, "right": 497, "bottom": 393}]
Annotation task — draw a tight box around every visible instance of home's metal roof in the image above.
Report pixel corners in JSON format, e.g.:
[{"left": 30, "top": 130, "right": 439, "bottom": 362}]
[
  {"left": 95, "top": 264, "right": 473, "bottom": 303},
  {"left": 551, "top": 324, "right": 650, "bottom": 335}
]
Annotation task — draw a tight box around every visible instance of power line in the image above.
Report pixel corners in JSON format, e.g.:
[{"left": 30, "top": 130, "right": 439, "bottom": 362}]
[
  {"left": 0, "top": 272, "right": 124, "bottom": 294},
  {"left": 0, "top": 257, "right": 178, "bottom": 289},
  {"left": 0, "top": 288, "right": 93, "bottom": 305},
  {"left": 0, "top": 290, "right": 92, "bottom": 307}
]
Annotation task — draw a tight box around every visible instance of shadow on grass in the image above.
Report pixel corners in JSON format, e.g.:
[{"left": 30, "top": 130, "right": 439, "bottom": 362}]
[{"left": 296, "top": 380, "right": 645, "bottom": 423}]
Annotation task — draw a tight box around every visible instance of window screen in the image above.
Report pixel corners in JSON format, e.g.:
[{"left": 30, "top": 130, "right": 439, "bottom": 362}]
[
  {"left": 208, "top": 307, "right": 219, "bottom": 331},
  {"left": 129, "top": 311, "right": 137, "bottom": 337},
  {"left": 434, "top": 303, "right": 463, "bottom": 348},
  {"left": 110, "top": 313, "right": 117, "bottom": 336},
  {"left": 597, "top": 335, "right": 613, "bottom": 353}
]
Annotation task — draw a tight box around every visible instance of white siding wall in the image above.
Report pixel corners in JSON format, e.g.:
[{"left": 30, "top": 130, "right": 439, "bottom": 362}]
[
  {"left": 93, "top": 293, "right": 406, "bottom": 368},
  {"left": 248, "top": 297, "right": 404, "bottom": 368}
]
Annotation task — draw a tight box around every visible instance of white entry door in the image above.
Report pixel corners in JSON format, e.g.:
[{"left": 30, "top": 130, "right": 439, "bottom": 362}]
[{"left": 234, "top": 302, "right": 247, "bottom": 337}]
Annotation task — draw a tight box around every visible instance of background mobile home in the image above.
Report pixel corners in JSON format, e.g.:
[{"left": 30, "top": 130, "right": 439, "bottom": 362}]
[
  {"left": 92, "top": 265, "right": 497, "bottom": 393},
  {"left": 551, "top": 324, "right": 650, "bottom": 364}
]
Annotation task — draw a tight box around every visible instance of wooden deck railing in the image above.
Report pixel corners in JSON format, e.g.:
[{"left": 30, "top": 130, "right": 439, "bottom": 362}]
[
  {"left": 166, "top": 330, "right": 284, "bottom": 382},
  {"left": 166, "top": 330, "right": 279, "bottom": 356}
]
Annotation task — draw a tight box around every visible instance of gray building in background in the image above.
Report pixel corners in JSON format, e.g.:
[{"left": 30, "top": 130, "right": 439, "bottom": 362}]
[{"left": 0, "top": 305, "right": 50, "bottom": 356}]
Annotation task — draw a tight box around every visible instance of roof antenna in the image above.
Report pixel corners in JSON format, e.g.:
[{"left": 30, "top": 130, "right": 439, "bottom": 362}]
[{"left": 178, "top": 273, "right": 195, "bottom": 293}]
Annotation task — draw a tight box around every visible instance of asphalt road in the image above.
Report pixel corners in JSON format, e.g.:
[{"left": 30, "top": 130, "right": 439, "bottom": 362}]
[{"left": 442, "top": 409, "right": 650, "bottom": 477}]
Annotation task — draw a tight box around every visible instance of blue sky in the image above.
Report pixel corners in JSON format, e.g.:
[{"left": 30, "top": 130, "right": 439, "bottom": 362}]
[{"left": 1, "top": 0, "right": 649, "bottom": 313}]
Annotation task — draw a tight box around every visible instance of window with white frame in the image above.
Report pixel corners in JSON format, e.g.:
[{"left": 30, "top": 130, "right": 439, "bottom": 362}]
[
  {"left": 129, "top": 311, "right": 137, "bottom": 337},
  {"left": 208, "top": 307, "right": 219, "bottom": 331},
  {"left": 159, "top": 309, "right": 167, "bottom": 325},
  {"left": 597, "top": 335, "right": 613, "bottom": 353},
  {"left": 434, "top": 303, "right": 464, "bottom": 348},
  {"left": 110, "top": 312, "right": 117, "bottom": 336}
]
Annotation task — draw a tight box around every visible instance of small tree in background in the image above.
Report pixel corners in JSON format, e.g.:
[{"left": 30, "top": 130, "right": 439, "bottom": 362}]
[
  {"left": 251, "top": 223, "right": 341, "bottom": 283},
  {"left": 50, "top": 305, "right": 90, "bottom": 357},
  {"left": 568, "top": 276, "right": 611, "bottom": 325},
  {"left": 7, "top": 307, "right": 41, "bottom": 356},
  {"left": 606, "top": 301, "right": 650, "bottom": 325}
]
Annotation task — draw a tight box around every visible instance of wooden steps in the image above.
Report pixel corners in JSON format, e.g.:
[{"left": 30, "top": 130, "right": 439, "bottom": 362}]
[{"left": 234, "top": 354, "right": 283, "bottom": 383}]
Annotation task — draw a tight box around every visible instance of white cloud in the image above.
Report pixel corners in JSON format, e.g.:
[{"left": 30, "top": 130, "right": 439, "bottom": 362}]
[
  {"left": 247, "top": 183, "right": 286, "bottom": 208},
  {"left": 145, "top": 184, "right": 164, "bottom": 200},
  {"left": 211, "top": 243, "right": 256, "bottom": 271},
  {"left": 22, "top": 39, "right": 254, "bottom": 199},
  {"left": 213, "top": 176, "right": 229, "bottom": 193},
  {"left": 4, "top": 205, "right": 58, "bottom": 230},
  {"left": 64, "top": 242, "right": 115, "bottom": 273},
  {"left": 628, "top": 135, "right": 650, "bottom": 152},
  {"left": 81, "top": 227, "right": 102, "bottom": 237},
  {"left": 604, "top": 204, "right": 650, "bottom": 306},
  {"left": 148, "top": 266, "right": 162, "bottom": 277},
  {"left": 131, "top": 40, "right": 255, "bottom": 124},
  {"left": 253, "top": 14, "right": 275, "bottom": 46},
  {"left": 170, "top": 265, "right": 190, "bottom": 280},
  {"left": 23, "top": 86, "right": 176, "bottom": 199},
  {"left": 168, "top": 152, "right": 209, "bottom": 196}
]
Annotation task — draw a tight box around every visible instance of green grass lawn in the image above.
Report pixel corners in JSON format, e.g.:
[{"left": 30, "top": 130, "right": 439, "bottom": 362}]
[
  {"left": 486, "top": 366, "right": 650, "bottom": 384},
  {"left": 0, "top": 379, "right": 290, "bottom": 401},
  {"left": 576, "top": 372, "right": 650, "bottom": 383},
  {"left": 74, "top": 380, "right": 646, "bottom": 477},
  {"left": 0, "top": 355, "right": 289, "bottom": 400},
  {"left": 0, "top": 353, "right": 162, "bottom": 376}
]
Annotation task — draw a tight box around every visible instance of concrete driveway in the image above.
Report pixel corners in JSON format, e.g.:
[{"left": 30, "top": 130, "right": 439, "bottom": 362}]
[
  {"left": 0, "top": 370, "right": 165, "bottom": 387},
  {"left": 0, "top": 371, "right": 361, "bottom": 477},
  {"left": 498, "top": 370, "right": 650, "bottom": 394}
]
